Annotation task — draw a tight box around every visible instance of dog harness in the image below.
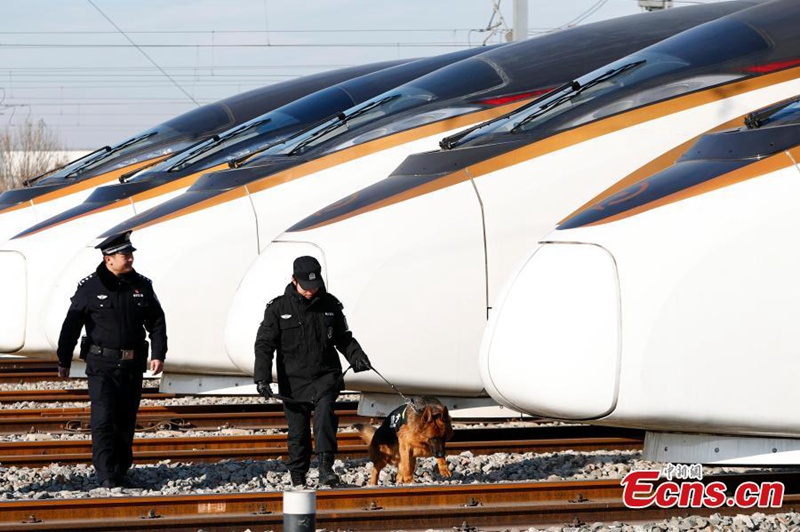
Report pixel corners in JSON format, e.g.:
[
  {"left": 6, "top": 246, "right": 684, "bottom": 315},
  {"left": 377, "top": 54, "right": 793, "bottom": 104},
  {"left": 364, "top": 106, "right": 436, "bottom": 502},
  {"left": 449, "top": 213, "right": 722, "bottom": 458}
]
[{"left": 387, "top": 404, "right": 408, "bottom": 432}]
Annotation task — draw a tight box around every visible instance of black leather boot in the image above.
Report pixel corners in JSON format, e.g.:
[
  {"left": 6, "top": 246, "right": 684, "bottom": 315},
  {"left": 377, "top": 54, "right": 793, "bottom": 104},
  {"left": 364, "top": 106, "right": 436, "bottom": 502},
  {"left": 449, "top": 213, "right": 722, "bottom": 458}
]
[
  {"left": 318, "top": 452, "right": 339, "bottom": 487},
  {"left": 290, "top": 471, "right": 306, "bottom": 487}
]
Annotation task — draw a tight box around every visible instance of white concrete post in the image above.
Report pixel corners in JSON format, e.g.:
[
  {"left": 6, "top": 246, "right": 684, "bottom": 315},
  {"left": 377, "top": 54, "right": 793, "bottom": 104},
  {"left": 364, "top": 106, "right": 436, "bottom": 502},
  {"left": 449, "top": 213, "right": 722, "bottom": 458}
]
[{"left": 283, "top": 489, "right": 316, "bottom": 531}]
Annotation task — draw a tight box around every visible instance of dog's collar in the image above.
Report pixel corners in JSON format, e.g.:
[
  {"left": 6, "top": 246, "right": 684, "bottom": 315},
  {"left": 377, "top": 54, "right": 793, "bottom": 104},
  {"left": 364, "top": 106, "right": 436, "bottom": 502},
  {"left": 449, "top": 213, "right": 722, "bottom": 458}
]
[{"left": 405, "top": 397, "right": 425, "bottom": 414}]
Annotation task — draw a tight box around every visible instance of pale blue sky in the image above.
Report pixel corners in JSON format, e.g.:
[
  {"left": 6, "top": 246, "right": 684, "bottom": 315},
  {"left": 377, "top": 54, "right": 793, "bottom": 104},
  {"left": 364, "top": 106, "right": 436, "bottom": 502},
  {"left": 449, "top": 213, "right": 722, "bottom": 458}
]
[{"left": 0, "top": 0, "right": 722, "bottom": 149}]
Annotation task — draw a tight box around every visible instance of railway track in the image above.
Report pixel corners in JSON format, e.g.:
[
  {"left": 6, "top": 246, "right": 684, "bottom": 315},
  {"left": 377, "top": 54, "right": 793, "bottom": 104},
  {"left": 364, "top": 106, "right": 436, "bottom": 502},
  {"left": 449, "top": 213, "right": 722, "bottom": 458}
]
[
  {"left": 0, "top": 388, "right": 172, "bottom": 403},
  {"left": 0, "top": 358, "right": 57, "bottom": 371},
  {"left": 0, "top": 400, "right": 551, "bottom": 434},
  {"left": 0, "top": 425, "right": 644, "bottom": 467},
  {"left": 0, "top": 401, "right": 362, "bottom": 433},
  {"left": 0, "top": 359, "right": 61, "bottom": 383},
  {"left": 1, "top": 472, "right": 798, "bottom": 531},
  {"left": 0, "top": 359, "right": 789, "bottom": 530}
]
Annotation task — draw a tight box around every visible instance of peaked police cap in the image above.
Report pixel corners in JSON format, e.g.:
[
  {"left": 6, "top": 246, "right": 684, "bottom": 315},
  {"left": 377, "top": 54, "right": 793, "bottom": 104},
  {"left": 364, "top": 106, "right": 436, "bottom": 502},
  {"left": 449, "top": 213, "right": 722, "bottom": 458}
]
[{"left": 96, "top": 231, "right": 137, "bottom": 255}]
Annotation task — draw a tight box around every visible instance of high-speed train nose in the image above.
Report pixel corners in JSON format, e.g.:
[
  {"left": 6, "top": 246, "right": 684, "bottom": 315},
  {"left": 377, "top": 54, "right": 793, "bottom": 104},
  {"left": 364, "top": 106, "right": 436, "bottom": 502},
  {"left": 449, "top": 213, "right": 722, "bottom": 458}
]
[{"left": 480, "top": 243, "right": 621, "bottom": 420}]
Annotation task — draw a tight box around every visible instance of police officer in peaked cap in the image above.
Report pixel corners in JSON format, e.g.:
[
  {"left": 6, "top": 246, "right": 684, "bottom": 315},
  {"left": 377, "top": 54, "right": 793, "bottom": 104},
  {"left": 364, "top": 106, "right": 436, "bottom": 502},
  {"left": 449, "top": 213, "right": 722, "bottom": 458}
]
[
  {"left": 57, "top": 231, "right": 167, "bottom": 489},
  {"left": 254, "top": 256, "right": 372, "bottom": 488}
]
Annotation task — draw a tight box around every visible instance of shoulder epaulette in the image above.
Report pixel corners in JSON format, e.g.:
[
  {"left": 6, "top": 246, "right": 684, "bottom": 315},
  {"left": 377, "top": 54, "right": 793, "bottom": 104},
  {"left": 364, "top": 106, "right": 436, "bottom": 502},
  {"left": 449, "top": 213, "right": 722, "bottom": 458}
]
[
  {"left": 266, "top": 296, "right": 281, "bottom": 307},
  {"left": 77, "top": 273, "right": 96, "bottom": 286}
]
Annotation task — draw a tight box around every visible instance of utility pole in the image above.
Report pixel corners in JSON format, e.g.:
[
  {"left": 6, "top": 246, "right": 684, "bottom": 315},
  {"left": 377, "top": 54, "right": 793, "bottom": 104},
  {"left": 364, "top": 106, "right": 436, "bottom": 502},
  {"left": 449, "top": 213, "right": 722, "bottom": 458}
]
[{"left": 512, "top": 0, "right": 528, "bottom": 41}]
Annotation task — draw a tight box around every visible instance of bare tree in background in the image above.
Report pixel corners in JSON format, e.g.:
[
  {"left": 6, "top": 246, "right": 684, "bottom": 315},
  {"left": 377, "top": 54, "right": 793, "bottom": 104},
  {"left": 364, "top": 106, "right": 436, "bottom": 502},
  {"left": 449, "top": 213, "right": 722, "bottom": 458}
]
[{"left": 0, "top": 119, "right": 68, "bottom": 191}]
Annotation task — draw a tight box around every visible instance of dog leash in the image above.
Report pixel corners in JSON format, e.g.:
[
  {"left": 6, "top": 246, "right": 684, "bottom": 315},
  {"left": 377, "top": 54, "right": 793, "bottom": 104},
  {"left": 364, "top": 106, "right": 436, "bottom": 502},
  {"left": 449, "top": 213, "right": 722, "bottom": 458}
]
[
  {"left": 339, "top": 364, "right": 418, "bottom": 412},
  {"left": 365, "top": 364, "right": 421, "bottom": 412}
]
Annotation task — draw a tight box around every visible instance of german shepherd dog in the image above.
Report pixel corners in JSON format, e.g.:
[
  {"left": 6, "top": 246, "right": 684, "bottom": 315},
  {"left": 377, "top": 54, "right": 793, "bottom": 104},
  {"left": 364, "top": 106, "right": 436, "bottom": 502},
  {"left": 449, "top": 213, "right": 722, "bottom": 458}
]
[{"left": 354, "top": 396, "right": 454, "bottom": 485}]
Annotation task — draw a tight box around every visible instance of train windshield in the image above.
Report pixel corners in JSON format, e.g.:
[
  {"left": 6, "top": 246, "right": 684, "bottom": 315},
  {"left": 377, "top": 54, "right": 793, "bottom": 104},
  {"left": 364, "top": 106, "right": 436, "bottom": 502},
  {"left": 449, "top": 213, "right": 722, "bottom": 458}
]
[
  {"left": 133, "top": 87, "right": 359, "bottom": 178},
  {"left": 33, "top": 101, "right": 236, "bottom": 186},
  {"left": 445, "top": 17, "right": 770, "bottom": 149},
  {"left": 242, "top": 58, "right": 504, "bottom": 164}
]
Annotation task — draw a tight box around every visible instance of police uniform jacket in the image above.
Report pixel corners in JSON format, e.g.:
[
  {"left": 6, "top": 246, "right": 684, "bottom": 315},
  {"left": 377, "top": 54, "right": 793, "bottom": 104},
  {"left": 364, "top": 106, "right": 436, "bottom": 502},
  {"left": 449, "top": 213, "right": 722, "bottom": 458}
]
[
  {"left": 57, "top": 262, "right": 167, "bottom": 371},
  {"left": 254, "top": 283, "right": 366, "bottom": 403}
]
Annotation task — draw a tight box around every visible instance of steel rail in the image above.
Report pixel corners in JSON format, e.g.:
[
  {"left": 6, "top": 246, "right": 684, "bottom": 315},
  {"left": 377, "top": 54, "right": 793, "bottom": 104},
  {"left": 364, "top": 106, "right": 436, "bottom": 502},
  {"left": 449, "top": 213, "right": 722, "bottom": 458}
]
[
  {"left": 0, "top": 373, "right": 67, "bottom": 384},
  {"left": 0, "top": 426, "right": 645, "bottom": 466},
  {"left": 0, "top": 388, "right": 170, "bottom": 403},
  {"left": 0, "top": 359, "right": 61, "bottom": 383},
  {"left": 0, "top": 401, "right": 361, "bottom": 433},
  {"left": 0, "top": 365, "right": 58, "bottom": 374},
  {"left": 0, "top": 358, "right": 54, "bottom": 364},
  {"left": 1, "top": 473, "right": 799, "bottom": 531},
  {"left": 0, "top": 358, "right": 58, "bottom": 370}
]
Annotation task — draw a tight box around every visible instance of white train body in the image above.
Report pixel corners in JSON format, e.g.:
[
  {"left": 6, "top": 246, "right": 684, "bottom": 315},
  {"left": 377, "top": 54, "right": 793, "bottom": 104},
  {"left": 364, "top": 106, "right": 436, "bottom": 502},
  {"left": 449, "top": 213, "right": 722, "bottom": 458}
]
[
  {"left": 480, "top": 94, "right": 800, "bottom": 464},
  {"left": 265, "top": 81, "right": 800, "bottom": 398},
  {"left": 2, "top": 173, "right": 220, "bottom": 353},
  {"left": 59, "top": 112, "right": 520, "bottom": 380},
  {"left": 0, "top": 55, "right": 480, "bottom": 356},
  {"left": 261, "top": 1, "right": 800, "bottom": 402},
  {"left": 0, "top": 63, "right": 419, "bottom": 355},
  {"left": 8, "top": 3, "right": 775, "bottom": 407},
  {"left": 0, "top": 67, "right": 380, "bottom": 245},
  {"left": 36, "top": 4, "right": 727, "bottom": 392},
  {"left": 0, "top": 158, "right": 160, "bottom": 244}
]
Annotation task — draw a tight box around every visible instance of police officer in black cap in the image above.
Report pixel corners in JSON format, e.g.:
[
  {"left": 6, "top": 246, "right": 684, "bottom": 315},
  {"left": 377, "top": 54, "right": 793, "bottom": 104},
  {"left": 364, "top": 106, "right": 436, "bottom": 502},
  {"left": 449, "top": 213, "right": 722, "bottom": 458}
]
[
  {"left": 56, "top": 231, "right": 167, "bottom": 489},
  {"left": 254, "top": 256, "right": 371, "bottom": 488}
]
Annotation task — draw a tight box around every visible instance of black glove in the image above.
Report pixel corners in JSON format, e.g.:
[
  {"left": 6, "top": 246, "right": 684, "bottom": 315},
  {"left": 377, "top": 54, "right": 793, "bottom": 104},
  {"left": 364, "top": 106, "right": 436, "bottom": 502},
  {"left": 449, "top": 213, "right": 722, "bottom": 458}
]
[
  {"left": 351, "top": 352, "right": 372, "bottom": 373},
  {"left": 256, "top": 381, "right": 273, "bottom": 399}
]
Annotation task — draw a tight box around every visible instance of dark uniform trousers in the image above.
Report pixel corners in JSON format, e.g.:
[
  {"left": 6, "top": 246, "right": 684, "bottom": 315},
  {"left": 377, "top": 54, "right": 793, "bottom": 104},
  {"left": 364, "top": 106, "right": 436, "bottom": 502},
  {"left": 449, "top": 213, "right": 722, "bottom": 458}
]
[
  {"left": 255, "top": 283, "right": 369, "bottom": 476},
  {"left": 86, "top": 355, "right": 144, "bottom": 482},
  {"left": 283, "top": 391, "right": 339, "bottom": 473}
]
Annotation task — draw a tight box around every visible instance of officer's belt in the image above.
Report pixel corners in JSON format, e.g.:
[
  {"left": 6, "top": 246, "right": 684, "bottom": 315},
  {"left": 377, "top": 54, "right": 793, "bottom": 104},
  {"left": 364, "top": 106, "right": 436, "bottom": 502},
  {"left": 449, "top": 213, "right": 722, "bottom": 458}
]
[{"left": 88, "top": 345, "right": 141, "bottom": 361}]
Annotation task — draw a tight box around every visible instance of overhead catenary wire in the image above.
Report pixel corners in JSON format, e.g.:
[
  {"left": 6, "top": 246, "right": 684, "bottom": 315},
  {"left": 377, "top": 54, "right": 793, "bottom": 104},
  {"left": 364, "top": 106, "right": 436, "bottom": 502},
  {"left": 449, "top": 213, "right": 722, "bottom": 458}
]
[
  {"left": 1, "top": 0, "right": 632, "bottom": 148},
  {"left": 0, "top": 28, "right": 493, "bottom": 35},
  {"left": 0, "top": 42, "right": 476, "bottom": 49},
  {"left": 557, "top": 0, "right": 611, "bottom": 28},
  {"left": 86, "top": 0, "right": 200, "bottom": 107}
]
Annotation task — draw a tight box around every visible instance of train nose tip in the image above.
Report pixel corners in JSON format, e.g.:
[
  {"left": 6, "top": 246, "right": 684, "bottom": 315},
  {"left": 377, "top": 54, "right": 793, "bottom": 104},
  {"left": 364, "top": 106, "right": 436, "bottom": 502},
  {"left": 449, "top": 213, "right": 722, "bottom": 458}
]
[
  {"left": 0, "top": 250, "right": 27, "bottom": 352},
  {"left": 480, "top": 243, "right": 621, "bottom": 420}
]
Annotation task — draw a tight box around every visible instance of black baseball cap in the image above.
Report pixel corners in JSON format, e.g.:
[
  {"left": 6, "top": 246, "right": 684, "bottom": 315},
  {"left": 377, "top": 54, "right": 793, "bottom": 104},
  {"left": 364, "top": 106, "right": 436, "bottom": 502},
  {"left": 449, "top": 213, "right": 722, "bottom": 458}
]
[{"left": 293, "top": 256, "right": 324, "bottom": 290}]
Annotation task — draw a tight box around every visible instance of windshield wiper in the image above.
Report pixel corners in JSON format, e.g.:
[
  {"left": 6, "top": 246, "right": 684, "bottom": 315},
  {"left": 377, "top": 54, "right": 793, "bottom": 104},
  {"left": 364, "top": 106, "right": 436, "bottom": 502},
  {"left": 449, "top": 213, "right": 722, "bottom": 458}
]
[
  {"left": 510, "top": 59, "right": 646, "bottom": 133},
  {"left": 227, "top": 115, "right": 343, "bottom": 168},
  {"left": 440, "top": 60, "right": 647, "bottom": 151},
  {"left": 23, "top": 145, "right": 111, "bottom": 187},
  {"left": 287, "top": 94, "right": 401, "bottom": 157},
  {"left": 63, "top": 131, "right": 158, "bottom": 180},
  {"left": 745, "top": 95, "right": 800, "bottom": 129},
  {"left": 439, "top": 80, "right": 577, "bottom": 150},
  {"left": 167, "top": 118, "right": 271, "bottom": 172},
  {"left": 118, "top": 156, "right": 173, "bottom": 183},
  {"left": 165, "top": 135, "right": 218, "bottom": 172},
  {"left": 227, "top": 137, "right": 289, "bottom": 168}
]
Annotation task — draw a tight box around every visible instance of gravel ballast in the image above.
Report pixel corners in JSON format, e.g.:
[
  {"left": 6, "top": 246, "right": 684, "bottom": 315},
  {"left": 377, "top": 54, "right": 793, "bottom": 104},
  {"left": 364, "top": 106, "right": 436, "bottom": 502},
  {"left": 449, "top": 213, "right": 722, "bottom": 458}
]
[{"left": 0, "top": 379, "right": 793, "bottom": 531}]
